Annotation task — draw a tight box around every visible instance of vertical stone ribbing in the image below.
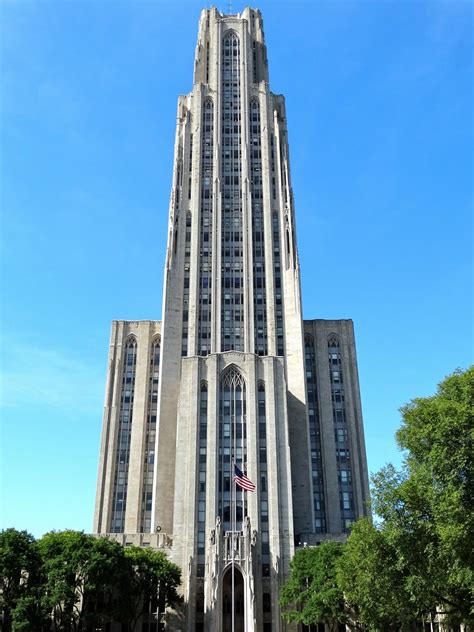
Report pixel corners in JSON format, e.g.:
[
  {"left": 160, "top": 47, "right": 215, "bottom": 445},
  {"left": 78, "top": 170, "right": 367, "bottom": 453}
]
[
  {"left": 111, "top": 338, "right": 136, "bottom": 532},
  {"left": 94, "top": 9, "right": 371, "bottom": 632},
  {"left": 220, "top": 31, "right": 244, "bottom": 352},
  {"left": 139, "top": 337, "right": 160, "bottom": 532},
  {"left": 93, "top": 321, "right": 161, "bottom": 535}
]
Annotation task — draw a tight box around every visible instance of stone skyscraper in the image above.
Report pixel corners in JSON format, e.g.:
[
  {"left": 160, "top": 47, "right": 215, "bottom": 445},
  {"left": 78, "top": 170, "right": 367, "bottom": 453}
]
[{"left": 94, "top": 7, "right": 370, "bottom": 632}]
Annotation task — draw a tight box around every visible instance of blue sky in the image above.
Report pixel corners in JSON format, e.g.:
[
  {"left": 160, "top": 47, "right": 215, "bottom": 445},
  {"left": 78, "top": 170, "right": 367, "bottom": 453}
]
[{"left": 1, "top": 0, "right": 472, "bottom": 538}]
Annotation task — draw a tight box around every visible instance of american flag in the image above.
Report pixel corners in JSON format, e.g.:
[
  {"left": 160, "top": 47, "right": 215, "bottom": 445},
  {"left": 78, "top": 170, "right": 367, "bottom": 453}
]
[{"left": 233, "top": 464, "right": 256, "bottom": 492}]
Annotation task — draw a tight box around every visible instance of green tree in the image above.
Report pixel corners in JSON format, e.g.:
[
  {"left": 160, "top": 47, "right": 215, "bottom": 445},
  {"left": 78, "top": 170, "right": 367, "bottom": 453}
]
[
  {"left": 280, "top": 541, "right": 347, "bottom": 631},
  {"left": 338, "top": 517, "right": 422, "bottom": 631},
  {"left": 123, "top": 546, "right": 181, "bottom": 632},
  {"left": 397, "top": 365, "right": 474, "bottom": 614},
  {"left": 37, "top": 531, "right": 132, "bottom": 632},
  {"left": 1, "top": 530, "right": 182, "bottom": 631},
  {"left": 10, "top": 594, "right": 50, "bottom": 632},
  {"left": 0, "top": 528, "right": 45, "bottom": 632},
  {"left": 339, "top": 367, "right": 474, "bottom": 630}
]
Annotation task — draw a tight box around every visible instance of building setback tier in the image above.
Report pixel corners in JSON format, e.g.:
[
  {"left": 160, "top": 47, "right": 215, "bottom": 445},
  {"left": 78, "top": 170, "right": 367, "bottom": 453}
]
[{"left": 94, "top": 7, "right": 370, "bottom": 632}]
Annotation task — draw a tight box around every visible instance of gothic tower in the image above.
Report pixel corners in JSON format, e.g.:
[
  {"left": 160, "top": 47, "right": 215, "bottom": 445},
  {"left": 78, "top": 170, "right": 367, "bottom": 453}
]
[{"left": 93, "top": 8, "right": 370, "bottom": 632}]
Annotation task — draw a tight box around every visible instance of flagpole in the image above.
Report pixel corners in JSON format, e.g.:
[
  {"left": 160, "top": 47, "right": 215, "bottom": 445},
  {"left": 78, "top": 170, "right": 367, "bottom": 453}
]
[
  {"left": 232, "top": 460, "right": 235, "bottom": 632},
  {"left": 241, "top": 400, "right": 245, "bottom": 632},
  {"left": 231, "top": 388, "right": 236, "bottom": 632}
]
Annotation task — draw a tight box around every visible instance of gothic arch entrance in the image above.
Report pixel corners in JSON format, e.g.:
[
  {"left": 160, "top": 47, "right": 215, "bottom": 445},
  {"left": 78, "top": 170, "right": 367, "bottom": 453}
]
[{"left": 222, "top": 565, "right": 245, "bottom": 632}]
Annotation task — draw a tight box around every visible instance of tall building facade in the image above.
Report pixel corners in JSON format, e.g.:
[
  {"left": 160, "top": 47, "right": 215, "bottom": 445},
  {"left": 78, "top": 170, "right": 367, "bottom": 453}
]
[{"left": 94, "top": 7, "right": 370, "bottom": 632}]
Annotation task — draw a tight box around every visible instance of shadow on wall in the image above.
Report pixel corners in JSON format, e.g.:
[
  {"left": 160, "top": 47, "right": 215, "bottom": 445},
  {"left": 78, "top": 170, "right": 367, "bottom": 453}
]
[{"left": 286, "top": 390, "right": 313, "bottom": 535}]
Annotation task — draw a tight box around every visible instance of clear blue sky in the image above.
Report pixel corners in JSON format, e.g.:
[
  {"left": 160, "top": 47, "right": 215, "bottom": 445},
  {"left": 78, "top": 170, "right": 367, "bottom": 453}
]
[{"left": 1, "top": 0, "right": 472, "bottom": 538}]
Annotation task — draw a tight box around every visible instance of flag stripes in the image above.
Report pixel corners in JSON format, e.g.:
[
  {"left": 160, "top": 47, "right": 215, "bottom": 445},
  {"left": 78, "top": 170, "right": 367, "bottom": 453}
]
[{"left": 233, "top": 464, "right": 256, "bottom": 492}]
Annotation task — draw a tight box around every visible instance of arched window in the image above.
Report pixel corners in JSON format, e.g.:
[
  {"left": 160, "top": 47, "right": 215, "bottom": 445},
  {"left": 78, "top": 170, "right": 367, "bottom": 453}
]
[
  {"left": 125, "top": 336, "right": 137, "bottom": 356},
  {"left": 110, "top": 336, "right": 138, "bottom": 533},
  {"left": 151, "top": 336, "right": 161, "bottom": 365},
  {"left": 218, "top": 367, "right": 247, "bottom": 531},
  {"left": 220, "top": 31, "right": 243, "bottom": 352},
  {"left": 197, "top": 381, "right": 208, "bottom": 557},
  {"left": 250, "top": 98, "right": 267, "bottom": 355},
  {"left": 326, "top": 334, "right": 354, "bottom": 532},
  {"left": 221, "top": 366, "right": 245, "bottom": 389},
  {"left": 328, "top": 335, "right": 341, "bottom": 367},
  {"left": 198, "top": 98, "right": 214, "bottom": 356},
  {"left": 223, "top": 30, "right": 239, "bottom": 45},
  {"left": 140, "top": 336, "right": 160, "bottom": 532},
  {"left": 222, "top": 566, "right": 245, "bottom": 628},
  {"left": 304, "top": 333, "right": 326, "bottom": 533}
]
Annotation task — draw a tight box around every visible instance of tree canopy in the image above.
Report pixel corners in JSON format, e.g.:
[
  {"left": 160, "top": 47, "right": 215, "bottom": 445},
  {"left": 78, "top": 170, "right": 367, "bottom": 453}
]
[
  {"left": 0, "top": 529, "right": 181, "bottom": 632},
  {"left": 38, "top": 530, "right": 134, "bottom": 631},
  {"left": 283, "top": 367, "right": 473, "bottom": 631},
  {"left": 0, "top": 529, "right": 45, "bottom": 632},
  {"left": 124, "top": 545, "right": 182, "bottom": 631},
  {"left": 342, "top": 367, "right": 473, "bottom": 630},
  {"left": 280, "top": 541, "right": 347, "bottom": 631},
  {"left": 397, "top": 365, "right": 474, "bottom": 606}
]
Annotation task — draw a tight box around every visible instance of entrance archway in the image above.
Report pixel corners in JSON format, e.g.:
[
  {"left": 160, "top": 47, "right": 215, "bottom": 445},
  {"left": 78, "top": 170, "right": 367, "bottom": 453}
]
[{"left": 222, "top": 565, "right": 245, "bottom": 632}]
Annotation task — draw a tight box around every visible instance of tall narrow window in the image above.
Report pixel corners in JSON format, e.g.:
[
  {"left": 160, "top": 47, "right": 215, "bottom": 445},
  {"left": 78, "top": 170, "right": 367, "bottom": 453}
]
[
  {"left": 280, "top": 137, "right": 288, "bottom": 205},
  {"left": 220, "top": 31, "right": 243, "bottom": 352},
  {"left": 197, "top": 382, "right": 208, "bottom": 557},
  {"left": 182, "top": 211, "right": 192, "bottom": 357},
  {"left": 188, "top": 133, "right": 193, "bottom": 199},
  {"left": 218, "top": 368, "right": 247, "bottom": 531},
  {"left": 198, "top": 99, "right": 214, "bottom": 355},
  {"left": 257, "top": 382, "right": 269, "bottom": 556},
  {"left": 250, "top": 100, "right": 267, "bottom": 355},
  {"left": 140, "top": 337, "right": 160, "bottom": 532},
  {"left": 305, "top": 335, "right": 326, "bottom": 533},
  {"left": 110, "top": 337, "right": 137, "bottom": 533},
  {"left": 273, "top": 211, "right": 284, "bottom": 355},
  {"left": 173, "top": 142, "right": 184, "bottom": 264},
  {"left": 328, "top": 335, "right": 355, "bottom": 532},
  {"left": 270, "top": 135, "right": 277, "bottom": 200}
]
